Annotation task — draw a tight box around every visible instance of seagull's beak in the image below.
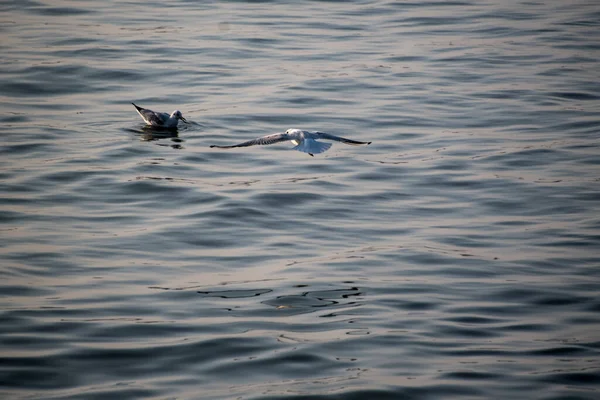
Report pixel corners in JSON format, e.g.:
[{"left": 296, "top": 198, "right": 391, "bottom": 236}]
[{"left": 180, "top": 116, "right": 188, "bottom": 123}]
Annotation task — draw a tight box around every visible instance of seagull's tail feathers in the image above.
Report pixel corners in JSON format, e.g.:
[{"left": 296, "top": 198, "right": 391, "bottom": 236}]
[{"left": 293, "top": 139, "right": 332, "bottom": 155}]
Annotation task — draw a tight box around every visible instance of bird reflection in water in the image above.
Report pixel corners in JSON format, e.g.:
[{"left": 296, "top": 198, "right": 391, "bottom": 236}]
[{"left": 137, "top": 125, "right": 184, "bottom": 149}]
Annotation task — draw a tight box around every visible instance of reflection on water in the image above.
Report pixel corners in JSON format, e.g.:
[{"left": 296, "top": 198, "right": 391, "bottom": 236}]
[
  {"left": 1, "top": 0, "right": 600, "bottom": 399},
  {"left": 198, "top": 288, "right": 273, "bottom": 298},
  {"left": 122, "top": 125, "right": 185, "bottom": 149},
  {"left": 140, "top": 127, "right": 184, "bottom": 150}
]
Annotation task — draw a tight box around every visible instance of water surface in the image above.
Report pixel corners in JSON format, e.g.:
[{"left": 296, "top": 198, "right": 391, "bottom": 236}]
[{"left": 1, "top": 1, "right": 600, "bottom": 399}]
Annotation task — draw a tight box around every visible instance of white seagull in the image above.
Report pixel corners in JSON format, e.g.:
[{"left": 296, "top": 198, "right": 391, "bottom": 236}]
[
  {"left": 210, "top": 129, "right": 371, "bottom": 156},
  {"left": 132, "top": 103, "right": 187, "bottom": 128}
]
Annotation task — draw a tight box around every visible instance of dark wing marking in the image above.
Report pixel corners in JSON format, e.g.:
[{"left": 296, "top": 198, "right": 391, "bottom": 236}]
[
  {"left": 132, "top": 103, "right": 168, "bottom": 125},
  {"left": 145, "top": 112, "right": 167, "bottom": 126},
  {"left": 210, "top": 133, "right": 289, "bottom": 149},
  {"left": 314, "top": 131, "right": 372, "bottom": 146}
]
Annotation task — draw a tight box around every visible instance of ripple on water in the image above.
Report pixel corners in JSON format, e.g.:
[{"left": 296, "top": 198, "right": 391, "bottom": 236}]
[{"left": 2, "top": 0, "right": 600, "bottom": 399}]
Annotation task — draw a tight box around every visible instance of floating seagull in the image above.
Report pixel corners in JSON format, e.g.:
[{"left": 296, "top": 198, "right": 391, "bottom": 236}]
[
  {"left": 210, "top": 129, "right": 371, "bottom": 156},
  {"left": 132, "top": 103, "right": 187, "bottom": 128}
]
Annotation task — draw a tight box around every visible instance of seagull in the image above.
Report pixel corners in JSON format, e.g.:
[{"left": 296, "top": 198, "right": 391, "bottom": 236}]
[
  {"left": 210, "top": 129, "right": 371, "bottom": 156},
  {"left": 132, "top": 103, "right": 187, "bottom": 128}
]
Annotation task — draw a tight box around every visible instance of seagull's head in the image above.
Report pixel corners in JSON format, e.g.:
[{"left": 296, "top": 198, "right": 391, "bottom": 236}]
[{"left": 172, "top": 110, "right": 187, "bottom": 123}]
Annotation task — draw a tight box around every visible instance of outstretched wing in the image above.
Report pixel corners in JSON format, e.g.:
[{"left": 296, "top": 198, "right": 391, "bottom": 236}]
[
  {"left": 314, "top": 131, "right": 371, "bottom": 146},
  {"left": 210, "top": 133, "right": 289, "bottom": 149},
  {"left": 132, "top": 103, "right": 168, "bottom": 126}
]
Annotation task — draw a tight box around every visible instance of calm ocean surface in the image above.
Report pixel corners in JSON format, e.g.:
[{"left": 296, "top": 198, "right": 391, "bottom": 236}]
[{"left": 1, "top": 1, "right": 600, "bottom": 399}]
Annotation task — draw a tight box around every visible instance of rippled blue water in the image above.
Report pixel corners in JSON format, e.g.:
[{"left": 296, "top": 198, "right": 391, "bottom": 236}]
[{"left": 2, "top": 1, "right": 600, "bottom": 399}]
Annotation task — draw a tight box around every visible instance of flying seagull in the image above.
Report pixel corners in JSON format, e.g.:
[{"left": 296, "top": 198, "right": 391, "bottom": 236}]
[
  {"left": 132, "top": 103, "right": 187, "bottom": 128},
  {"left": 210, "top": 129, "right": 371, "bottom": 156}
]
